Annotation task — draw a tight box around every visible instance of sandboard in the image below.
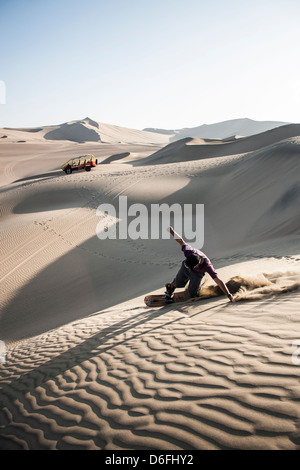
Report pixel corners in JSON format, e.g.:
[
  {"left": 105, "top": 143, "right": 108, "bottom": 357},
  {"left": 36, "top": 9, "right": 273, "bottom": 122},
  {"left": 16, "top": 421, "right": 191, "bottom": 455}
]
[{"left": 144, "top": 290, "right": 190, "bottom": 307}]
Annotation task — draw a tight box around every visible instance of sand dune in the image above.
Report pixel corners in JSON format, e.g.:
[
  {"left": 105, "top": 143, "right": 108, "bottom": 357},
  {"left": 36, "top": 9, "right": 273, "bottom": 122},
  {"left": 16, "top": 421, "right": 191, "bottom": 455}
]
[
  {"left": 144, "top": 117, "right": 290, "bottom": 142},
  {"left": 0, "top": 140, "right": 165, "bottom": 188},
  {"left": 137, "top": 124, "right": 300, "bottom": 165},
  {"left": 1, "top": 117, "right": 169, "bottom": 145},
  {"left": 2, "top": 117, "right": 290, "bottom": 146},
  {"left": 0, "top": 120, "right": 300, "bottom": 450}
]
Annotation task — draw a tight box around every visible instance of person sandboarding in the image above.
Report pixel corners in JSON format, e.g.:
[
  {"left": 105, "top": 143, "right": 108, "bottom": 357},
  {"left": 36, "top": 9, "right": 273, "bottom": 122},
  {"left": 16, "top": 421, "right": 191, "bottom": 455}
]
[{"left": 144, "top": 226, "right": 233, "bottom": 306}]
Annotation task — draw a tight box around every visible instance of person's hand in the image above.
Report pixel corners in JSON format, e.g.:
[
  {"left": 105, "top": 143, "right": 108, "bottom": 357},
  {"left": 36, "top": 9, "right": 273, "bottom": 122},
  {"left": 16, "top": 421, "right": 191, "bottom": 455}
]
[{"left": 167, "top": 226, "right": 185, "bottom": 246}]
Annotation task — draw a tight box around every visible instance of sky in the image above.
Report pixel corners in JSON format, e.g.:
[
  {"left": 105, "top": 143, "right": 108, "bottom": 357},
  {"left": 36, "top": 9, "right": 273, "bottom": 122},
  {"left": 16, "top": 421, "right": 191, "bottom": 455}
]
[{"left": 0, "top": 0, "right": 300, "bottom": 130}]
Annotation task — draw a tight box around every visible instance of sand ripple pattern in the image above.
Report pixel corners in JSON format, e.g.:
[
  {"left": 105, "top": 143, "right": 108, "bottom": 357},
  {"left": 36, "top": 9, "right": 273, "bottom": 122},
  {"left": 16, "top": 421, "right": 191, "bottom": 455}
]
[{"left": 1, "top": 294, "right": 300, "bottom": 450}]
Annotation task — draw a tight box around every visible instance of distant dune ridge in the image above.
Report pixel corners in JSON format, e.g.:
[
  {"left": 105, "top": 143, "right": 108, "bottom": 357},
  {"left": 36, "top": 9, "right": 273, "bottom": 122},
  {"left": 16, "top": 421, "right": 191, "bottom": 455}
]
[
  {"left": 137, "top": 123, "right": 300, "bottom": 165},
  {"left": 144, "top": 117, "right": 290, "bottom": 141},
  {"left": 0, "top": 116, "right": 300, "bottom": 450},
  {"left": 1, "top": 117, "right": 169, "bottom": 145},
  {"left": 1, "top": 116, "right": 291, "bottom": 145}
]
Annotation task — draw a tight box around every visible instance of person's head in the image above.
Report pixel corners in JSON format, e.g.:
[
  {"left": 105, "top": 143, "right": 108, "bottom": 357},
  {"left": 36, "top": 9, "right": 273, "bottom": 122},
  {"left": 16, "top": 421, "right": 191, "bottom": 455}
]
[{"left": 184, "top": 254, "right": 203, "bottom": 270}]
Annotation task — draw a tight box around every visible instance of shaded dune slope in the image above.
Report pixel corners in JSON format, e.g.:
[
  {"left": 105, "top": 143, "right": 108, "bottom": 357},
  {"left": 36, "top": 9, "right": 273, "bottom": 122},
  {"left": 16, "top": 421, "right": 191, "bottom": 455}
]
[{"left": 137, "top": 124, "right": 300, "bottom": 165}]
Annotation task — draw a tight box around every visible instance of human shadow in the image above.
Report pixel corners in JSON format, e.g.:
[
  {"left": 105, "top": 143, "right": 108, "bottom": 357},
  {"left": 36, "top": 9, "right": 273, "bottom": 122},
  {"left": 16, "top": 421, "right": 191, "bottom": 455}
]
[
  {"left": 1, "top": 305, "right": 180, "bottom": 390},
  {"left": 0, "top": 296, "right": 233, "bottom": 400}
]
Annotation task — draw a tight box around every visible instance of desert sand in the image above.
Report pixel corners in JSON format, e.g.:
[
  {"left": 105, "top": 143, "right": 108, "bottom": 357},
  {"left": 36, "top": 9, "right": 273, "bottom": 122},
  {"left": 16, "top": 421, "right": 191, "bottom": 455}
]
[{"left": 0, "top": 118, "right": 300, "bottom": 450}]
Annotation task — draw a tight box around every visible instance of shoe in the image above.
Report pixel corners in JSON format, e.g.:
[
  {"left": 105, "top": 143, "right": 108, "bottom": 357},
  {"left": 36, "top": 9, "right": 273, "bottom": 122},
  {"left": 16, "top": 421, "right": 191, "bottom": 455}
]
[
  {"left": 165, "top": 283, "right": 175, "bottom": 296},
  {"left": 165, "top": 294, "right": 174, "bottom": 304},
  {"left": 165, "top": 283, "right": 175, "bottom": 304}
]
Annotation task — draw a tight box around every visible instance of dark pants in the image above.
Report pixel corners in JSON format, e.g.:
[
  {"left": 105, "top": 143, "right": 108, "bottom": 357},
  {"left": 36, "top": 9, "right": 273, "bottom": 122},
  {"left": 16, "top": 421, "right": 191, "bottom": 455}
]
[{"left": 173, "top": 261, "right": 204, "bottom": 297}]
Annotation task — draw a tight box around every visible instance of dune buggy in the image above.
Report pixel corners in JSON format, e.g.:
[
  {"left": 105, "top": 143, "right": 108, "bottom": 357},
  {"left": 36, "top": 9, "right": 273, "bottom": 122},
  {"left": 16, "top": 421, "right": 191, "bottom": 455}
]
[{"left": 61, "top": 154, "right": 98, "bottom": 174}]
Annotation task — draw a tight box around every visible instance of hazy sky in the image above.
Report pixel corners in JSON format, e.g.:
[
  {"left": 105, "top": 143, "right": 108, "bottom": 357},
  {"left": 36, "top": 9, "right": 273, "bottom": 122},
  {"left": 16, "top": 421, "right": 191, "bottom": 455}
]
[{"left": 1, "top": 0, "right": 300, "bottom": 129}]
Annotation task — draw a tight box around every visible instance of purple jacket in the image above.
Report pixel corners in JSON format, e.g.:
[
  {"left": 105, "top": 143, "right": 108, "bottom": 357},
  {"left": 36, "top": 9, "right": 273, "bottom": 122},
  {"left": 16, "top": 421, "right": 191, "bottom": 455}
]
[{"left": 182, "top": 244, "right": 218, "bottom": 279}]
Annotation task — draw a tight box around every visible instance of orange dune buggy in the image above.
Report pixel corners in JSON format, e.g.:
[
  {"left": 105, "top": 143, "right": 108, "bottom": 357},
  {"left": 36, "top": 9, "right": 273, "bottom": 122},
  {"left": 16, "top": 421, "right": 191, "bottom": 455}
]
[{"left": 61, "top": 154, "right": 98, "bottom": 174}]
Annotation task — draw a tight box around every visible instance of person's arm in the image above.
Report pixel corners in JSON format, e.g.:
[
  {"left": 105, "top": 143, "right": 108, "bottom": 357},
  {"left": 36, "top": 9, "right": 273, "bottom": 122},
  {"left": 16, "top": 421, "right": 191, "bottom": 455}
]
[
  {"left": 168, "top": 226, "right": 186, "bottom": 247},
  {"left": 214, "top": 276, "right": 233, "bottom": 302}
]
